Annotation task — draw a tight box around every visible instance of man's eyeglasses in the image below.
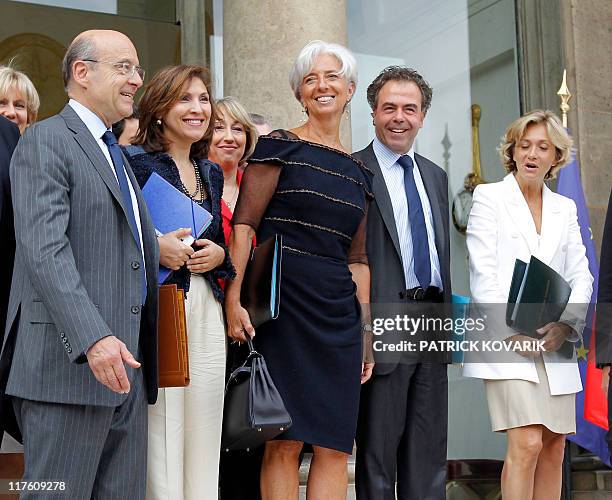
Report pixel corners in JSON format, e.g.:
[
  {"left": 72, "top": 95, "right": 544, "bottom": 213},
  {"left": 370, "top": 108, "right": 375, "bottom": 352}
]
[{"left": 82, "top": 59, "right": 145, "bottom": 80}]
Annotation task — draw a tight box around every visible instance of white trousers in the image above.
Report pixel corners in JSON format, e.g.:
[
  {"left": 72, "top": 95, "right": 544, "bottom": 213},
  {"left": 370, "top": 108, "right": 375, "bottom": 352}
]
[{"left": 147, "top": 276, "right": 226, "bottom": 500}]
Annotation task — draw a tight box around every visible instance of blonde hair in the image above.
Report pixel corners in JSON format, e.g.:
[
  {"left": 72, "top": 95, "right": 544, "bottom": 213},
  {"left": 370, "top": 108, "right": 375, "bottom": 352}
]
[
  {"left": 499, "top": 109, "right": 572, "bottom": 179},
  {"left": 214, "top": 97, "right": 258, "bottom": 163},
  {"left": 0, "top": 65, "right": 40, "bottom": 124}
]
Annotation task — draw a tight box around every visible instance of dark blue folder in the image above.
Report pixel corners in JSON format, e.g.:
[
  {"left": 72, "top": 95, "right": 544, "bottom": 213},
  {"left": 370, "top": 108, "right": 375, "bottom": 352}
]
[
  {"left": 142, "top": 172, "right": 213, "bottom": 284},
  {"left": 240, "top": 235, "right": 283, "bottom": 328}
]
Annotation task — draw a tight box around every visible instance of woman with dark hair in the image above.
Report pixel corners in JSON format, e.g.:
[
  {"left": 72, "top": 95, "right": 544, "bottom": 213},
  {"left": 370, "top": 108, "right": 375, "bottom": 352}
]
[
  {"left": 123, "top": 64, "right": 234, "bottom": 500},
  {"left": 112, "top": 103, "right": 139, "bottom": 145}
]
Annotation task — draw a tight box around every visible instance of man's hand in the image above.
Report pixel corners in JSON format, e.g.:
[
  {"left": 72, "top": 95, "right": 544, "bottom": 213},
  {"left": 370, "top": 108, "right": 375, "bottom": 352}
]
[
  {"left": 158, "top": 228, "right": 194, "bottom": 270},
  {"left": 187, "top": 239, "right": 225, "bottom": 273},
  {"left": 602, "top": 366, "right": 610, "bottom": 398},
  {"left": 536, "top": 322, "right": 573, "bottom": 352},
  {"left": 86, "top": 336, "right": 140, "bottom": 393}
]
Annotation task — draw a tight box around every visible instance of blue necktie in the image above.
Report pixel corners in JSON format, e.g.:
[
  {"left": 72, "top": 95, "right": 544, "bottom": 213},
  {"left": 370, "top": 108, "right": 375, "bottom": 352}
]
[
  {"left": 397, "top": 155, "right": 431, "bottom": 289},
  {"left": 101, "top": 130, "right": 147, "bottom": 304}
]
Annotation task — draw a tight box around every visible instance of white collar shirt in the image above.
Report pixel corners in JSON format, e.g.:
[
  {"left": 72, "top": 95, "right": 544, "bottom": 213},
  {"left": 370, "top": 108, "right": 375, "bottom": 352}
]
[
  {"left": 68, "top": 99, "right": 146, "bottom": 267},
  {"left": 373, "top": 136, "right": 443, "bottom": 290}
]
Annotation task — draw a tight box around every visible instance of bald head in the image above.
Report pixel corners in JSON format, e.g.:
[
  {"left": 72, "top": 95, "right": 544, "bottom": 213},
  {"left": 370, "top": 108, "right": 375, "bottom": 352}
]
[
  {"left": 61, "top": 30, "right": 142, "bottom": 127},
  {"left": 62, "top": 30, "right": 134, "bottom": 90}
]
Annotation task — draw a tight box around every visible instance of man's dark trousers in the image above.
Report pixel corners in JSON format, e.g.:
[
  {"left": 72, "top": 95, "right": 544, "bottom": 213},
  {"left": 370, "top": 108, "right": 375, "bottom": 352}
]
[{"left": 354, "top": 143, "right": 451, "bottom": 500}]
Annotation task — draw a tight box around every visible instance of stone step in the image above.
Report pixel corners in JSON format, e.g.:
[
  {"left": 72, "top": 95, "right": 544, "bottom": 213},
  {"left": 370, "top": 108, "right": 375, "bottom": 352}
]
[
  {"left": 299, "top": 454, "right": 356, "bottom": 498},
  {"left": 299, "top": 454, "right": 356, "bottom": 485},
  {"left": 572, "top": 492, "right": 612, "bottom": 499},
  {"left": 572, "top": 470, "right": 612, "bottom": 491},
  {"left": 571, "top": 450, "right": 607, "bottom": 471},
  {"left": 299, "top": 485, "right": 356, "bottom": 499}
]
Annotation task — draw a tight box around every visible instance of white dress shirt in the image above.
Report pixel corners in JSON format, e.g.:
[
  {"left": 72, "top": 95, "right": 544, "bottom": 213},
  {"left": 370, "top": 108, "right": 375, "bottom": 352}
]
[
  {"left": 68, "top": 99, "right": 146, "bottom": 265},
  {"left": 373, "top": 137, "right": 443, "bottom": 290}
]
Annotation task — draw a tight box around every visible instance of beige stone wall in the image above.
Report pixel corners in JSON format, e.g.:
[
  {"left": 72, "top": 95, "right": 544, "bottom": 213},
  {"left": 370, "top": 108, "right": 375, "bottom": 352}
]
[
  {"left": 562, "top": 0, "right": 612, "bottom": 256},
  {"left": 223, "top": 0, "right": 351, "bottom": 147}
]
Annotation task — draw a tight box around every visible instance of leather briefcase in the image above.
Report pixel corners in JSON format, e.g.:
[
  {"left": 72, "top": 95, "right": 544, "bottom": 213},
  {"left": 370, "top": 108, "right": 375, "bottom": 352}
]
[
  {"left": 222, "top": 338, "right": 292, "bottom": 451},
  {"left": 158, "top": 284, "right": 190, "bottom": 387}
]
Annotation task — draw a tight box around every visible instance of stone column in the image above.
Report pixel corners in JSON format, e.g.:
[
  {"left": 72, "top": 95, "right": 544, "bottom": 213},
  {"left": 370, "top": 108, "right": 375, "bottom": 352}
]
[
  {"left": 223, "top": 0, "right": 351, "bottom": 147},
  {"left": 178, "top": 0, "right": 207, "bottom": 65},
  {"left": 561, "top": 0, "right": 612, "bottom": 255},
  {"left": 516, "top": 0, "right": 565, "bottom": 113}
]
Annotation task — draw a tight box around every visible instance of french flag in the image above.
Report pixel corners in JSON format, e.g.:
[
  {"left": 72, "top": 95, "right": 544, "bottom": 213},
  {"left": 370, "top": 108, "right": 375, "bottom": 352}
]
[{"left": 558, "top": 144, "right": 610, "bottom": 465}]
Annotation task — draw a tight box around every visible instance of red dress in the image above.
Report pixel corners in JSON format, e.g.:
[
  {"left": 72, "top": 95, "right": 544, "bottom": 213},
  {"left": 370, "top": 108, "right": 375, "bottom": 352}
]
[
  {"left": 220, "top": 169, "right": 254, "bottom": 290},
  {"left": 221, "top": 169, "right": 242, "bottom": 245}
]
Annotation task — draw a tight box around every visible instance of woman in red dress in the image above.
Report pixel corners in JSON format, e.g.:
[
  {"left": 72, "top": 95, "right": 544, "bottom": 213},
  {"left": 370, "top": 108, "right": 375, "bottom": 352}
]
[
  {"left": 208, "top": 97, "right": 259, "bottom": 244},
  {"left": 208, "top": 97, "right": 261, "bottom": 500}
]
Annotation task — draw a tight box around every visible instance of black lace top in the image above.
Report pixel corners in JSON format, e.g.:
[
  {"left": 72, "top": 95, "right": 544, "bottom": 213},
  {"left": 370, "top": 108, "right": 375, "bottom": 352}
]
[{"left": 233, "top": 130, "right": 372, "bottom": 264}]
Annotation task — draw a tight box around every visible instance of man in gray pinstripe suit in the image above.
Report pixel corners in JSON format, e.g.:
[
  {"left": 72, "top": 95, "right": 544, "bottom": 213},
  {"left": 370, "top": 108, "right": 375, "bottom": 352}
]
[{"left": 0, "top": 30, "right": 159, "bottom": 498}]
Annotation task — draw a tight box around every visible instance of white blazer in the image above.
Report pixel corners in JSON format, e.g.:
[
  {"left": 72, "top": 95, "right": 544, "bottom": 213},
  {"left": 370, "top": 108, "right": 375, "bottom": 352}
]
[{"left": 462, "top": 174, "right": 593, "bottom": 395}]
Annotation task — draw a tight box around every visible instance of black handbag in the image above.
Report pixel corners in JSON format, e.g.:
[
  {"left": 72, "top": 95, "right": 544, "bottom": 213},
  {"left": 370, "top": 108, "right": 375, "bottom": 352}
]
[{"left": 222, "top": 338, "right": 292, "bottom": 451}]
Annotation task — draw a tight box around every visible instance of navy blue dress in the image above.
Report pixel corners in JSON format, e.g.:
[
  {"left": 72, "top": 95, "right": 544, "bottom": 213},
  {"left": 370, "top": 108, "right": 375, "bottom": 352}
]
[{"left": 233, "top": 131, "right": 373, "bottom": 453}]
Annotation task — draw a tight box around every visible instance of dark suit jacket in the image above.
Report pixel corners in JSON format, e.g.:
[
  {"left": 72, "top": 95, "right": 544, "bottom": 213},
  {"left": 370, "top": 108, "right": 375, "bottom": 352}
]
[
  {"left": 0, "top": 117, "right": 19, "bottom": 446},
  {"left": 0, "top": 116, "right": 19, "bottom": 342},
  {"left": 596, "top": 189, "right": 612, "bottom": 365},
  {"left": 353, "top": 142, "right": 451, "bottom": 375}
]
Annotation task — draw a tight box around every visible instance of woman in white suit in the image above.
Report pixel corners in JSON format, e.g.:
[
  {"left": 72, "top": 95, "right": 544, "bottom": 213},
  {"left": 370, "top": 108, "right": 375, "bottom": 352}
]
[{"left": 463, "top": 110, "right": 593, "bottom": 500}]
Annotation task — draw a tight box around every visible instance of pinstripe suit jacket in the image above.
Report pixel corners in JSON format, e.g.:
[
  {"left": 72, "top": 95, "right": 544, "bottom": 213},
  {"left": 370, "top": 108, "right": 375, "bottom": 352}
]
[{"left": 0, "top": 104, "right": 159, "bottom": 411}]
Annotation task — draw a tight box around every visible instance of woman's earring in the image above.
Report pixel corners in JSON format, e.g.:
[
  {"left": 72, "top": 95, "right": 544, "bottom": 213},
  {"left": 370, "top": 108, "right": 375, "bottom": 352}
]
[
  {"left": 344, "top": 102, "right": 351, "bottom": 121},
  {"left": 300, "top": 106, "right": 308, "bottom": 123},
  {"left": 156, "top": 119, "right": 162, "bottom": 125}
]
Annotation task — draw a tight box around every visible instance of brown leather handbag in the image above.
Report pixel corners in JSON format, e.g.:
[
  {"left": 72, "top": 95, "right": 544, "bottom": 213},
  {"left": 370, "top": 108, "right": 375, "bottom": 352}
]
[{"left": 157, "top": 284, "right": 190, "bottom": 387}]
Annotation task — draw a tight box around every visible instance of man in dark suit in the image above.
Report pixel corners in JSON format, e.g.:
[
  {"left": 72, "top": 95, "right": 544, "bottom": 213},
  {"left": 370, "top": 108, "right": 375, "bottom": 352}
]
[
  {"left": 596, "top": 189, "right": 612, "bottom": 453},
  {"left": 0, "top": 30, "right": 159, "bottom": 498},
  {"left": 0, "top": 116, "right": 19, "bottom": 348},
  {"left": 0, "top": 116, "right": 19, "bottom": 448},
  {"left": 354, "top": 66, "right": 451, "bottom": 500}
]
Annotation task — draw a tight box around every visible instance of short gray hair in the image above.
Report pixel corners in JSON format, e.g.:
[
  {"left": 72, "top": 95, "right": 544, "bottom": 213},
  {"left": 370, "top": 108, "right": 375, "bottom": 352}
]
[
  {"left": 62, "top": 35, "right": 98, "bottom": 89},
  {"left": 289, "top": 40, "right": 357, "bottom": 102}
]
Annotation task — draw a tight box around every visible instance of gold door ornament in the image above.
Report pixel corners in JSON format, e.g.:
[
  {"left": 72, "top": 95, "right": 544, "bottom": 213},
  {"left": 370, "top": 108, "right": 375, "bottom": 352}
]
[{"left": 452, "top": 104, "right": 487, "bottom": 234}]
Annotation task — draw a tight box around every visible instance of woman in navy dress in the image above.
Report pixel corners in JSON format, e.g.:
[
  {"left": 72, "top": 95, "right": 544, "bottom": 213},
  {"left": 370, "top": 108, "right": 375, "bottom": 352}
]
[{"left": 225, "top": 41, "right": 374, "bottom": 499}]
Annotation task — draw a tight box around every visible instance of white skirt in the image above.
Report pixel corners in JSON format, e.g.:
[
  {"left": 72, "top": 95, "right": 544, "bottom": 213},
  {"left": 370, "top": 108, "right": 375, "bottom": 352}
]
[
  {"left": 146, "top": 275, "right": 226, "bottom": 500},
  {"left": 484, "top": 357, "right": 575, "bottom": 434}
]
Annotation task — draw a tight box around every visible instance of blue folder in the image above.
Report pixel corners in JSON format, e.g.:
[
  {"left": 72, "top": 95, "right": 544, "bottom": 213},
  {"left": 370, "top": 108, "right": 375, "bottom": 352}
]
[
  {"left": 240, "top": 235, "right": 283, "bottom": 328},
  {"left": 142, "top": 172, "right": 213, "bottom": 284},
  {"left": 451, "top": 294, "right": 470, "bottom": 364}
]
